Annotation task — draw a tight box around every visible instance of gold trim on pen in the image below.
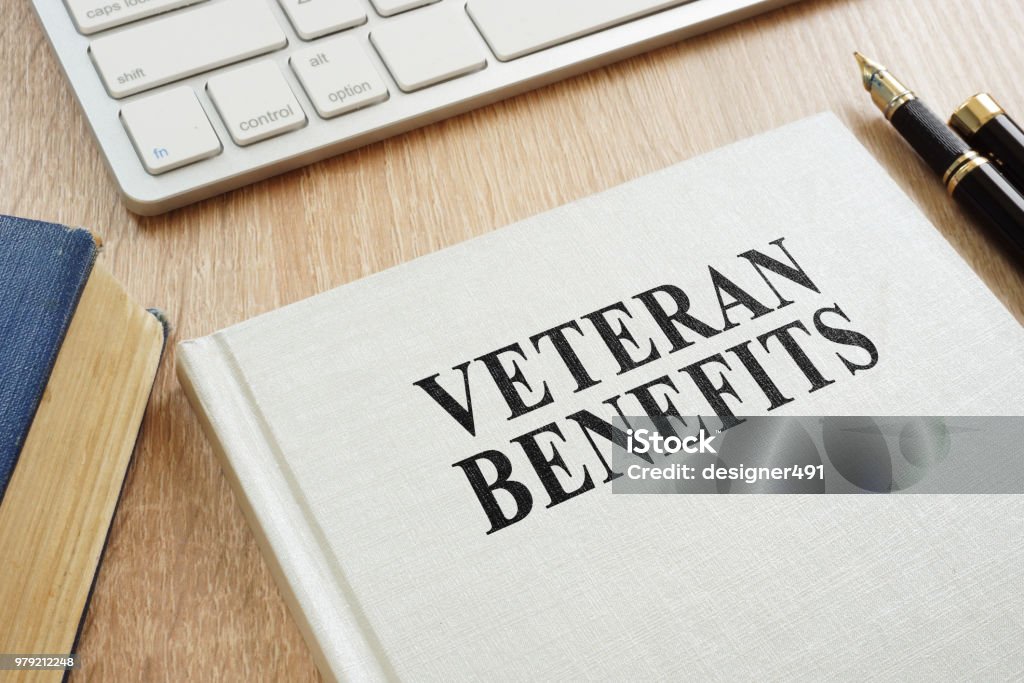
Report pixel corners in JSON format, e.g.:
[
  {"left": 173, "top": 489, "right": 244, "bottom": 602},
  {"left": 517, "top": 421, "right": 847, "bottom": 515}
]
[
  {"left": 883, "top": 91, "right": 917, "bottom": 120},
  {"left": 950, "top": 93, "right": 1004, "bottom": 136},
  {"left": 943, "top": 151, "right": 981, "bottom": 185},
  {"left": 946, "top": 155, "right": 990, "bottom": 196}
]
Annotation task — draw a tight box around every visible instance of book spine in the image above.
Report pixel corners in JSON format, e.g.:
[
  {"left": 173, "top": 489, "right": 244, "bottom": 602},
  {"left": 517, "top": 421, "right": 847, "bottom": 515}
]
[
  {"left": 176, "top": 337, "right": 391, "bottom": 683},
  {"left": 0, "top": 217, "right": 98, "bottom": 499}
]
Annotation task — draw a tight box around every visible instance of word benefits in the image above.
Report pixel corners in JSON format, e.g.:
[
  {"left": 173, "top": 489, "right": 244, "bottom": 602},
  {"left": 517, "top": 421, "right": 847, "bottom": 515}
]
[{"left": 412, "top": 238, "right": 879, "bottom": 534}]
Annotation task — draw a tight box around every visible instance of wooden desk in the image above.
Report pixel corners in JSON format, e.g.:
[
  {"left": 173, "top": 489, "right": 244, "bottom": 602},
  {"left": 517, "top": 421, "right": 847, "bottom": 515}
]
[{"left": 3, "top": 0, "right": 1022, "bottom": 679}]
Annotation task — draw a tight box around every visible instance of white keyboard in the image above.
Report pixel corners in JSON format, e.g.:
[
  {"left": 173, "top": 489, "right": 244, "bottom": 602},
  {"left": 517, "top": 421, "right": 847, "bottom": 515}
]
[{"left": 33, "top": 0, "right": 799, "bottom": 214}]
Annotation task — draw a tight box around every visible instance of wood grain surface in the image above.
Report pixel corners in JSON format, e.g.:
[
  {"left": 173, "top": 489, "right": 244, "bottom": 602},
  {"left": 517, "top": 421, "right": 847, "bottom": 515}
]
[{"left": 2, "top": 0, "right": 1022, "bottom": 680}]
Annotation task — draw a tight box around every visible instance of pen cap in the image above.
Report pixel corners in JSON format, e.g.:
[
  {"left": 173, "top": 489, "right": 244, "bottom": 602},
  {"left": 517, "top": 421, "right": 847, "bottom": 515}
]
[{"left": 950, "top": 93, "right": 1024, "bottom": 194}]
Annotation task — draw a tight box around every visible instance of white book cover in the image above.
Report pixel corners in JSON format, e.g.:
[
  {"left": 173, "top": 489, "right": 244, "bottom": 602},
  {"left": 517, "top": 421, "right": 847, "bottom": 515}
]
[{"left": 178, "top": 114, "right": 1024, "bottom": 682}]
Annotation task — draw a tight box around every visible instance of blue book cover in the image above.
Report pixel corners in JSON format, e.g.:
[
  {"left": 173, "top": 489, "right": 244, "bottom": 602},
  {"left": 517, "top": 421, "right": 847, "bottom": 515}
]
[{"left": 0, "top": 214, "right": 98, "bottom": 499}]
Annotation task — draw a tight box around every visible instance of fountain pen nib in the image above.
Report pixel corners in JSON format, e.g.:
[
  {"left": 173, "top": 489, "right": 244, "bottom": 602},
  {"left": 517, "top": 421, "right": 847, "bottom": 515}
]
[
  {"left": 854, "top": 51, "right": 885, "bottom": 90},
  {"left": 853, "top": 52, "right": 915, "bottom": 118}
]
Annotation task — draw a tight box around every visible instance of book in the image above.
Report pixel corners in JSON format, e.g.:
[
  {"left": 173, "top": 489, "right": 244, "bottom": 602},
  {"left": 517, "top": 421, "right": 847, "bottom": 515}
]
[
  {"left": 178, "top": 114, "right": 1024, "bottom": 681},
  {"left": 0, "top": 216, "right": 166, "bottom": 678}
]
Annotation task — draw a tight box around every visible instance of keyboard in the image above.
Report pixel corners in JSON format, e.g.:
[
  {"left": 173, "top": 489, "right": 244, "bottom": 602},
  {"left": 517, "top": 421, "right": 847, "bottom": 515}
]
[{"left": 33, "top": 0, "right": 799, "bottom": 214}]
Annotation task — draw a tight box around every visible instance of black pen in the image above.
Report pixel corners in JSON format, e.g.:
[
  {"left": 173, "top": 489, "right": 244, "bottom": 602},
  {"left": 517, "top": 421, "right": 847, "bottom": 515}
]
[
  {"left": 854, "top": 52, "right": 1024, "bottom": 255},
  {"left": 951, "top": 93, "right": 1024, "bottom": 194}
]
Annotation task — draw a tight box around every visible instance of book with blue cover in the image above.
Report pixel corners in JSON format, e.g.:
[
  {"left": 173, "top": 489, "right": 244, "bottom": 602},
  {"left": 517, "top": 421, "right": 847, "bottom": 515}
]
[
  {"left": 0, "top": 216, "right": 97, "bottom": 497},
  {"left": 0, "top": 214, "right": 166, "bottom": 676}
]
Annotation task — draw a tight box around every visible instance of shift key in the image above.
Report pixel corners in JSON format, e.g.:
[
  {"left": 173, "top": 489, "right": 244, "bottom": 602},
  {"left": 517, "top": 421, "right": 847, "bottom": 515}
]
[{"left": 88, "top": 0, "right": 287, "bottom": 99}]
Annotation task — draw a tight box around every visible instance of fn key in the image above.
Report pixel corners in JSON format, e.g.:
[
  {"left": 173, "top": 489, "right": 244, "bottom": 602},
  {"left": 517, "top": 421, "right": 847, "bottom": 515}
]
[{"left": 120, "top": 87, "right": 222, "bottom": 174}]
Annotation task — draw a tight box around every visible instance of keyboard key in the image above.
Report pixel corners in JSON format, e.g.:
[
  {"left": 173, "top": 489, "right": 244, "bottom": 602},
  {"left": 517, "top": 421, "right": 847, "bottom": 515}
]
[
  {"left": 207, "top": 61, "right": 307, "bottom": 146},
  {"left": 119, "top": 87, "right": 221, "bottom": 174},
  {"left": 88, "top": 0, "right": 287, "bottom": 98},
  {"left": 291, "top": 38, "right": 389, "bottom": 118},
  {"left": 466, "top": 0, "right": 691, "bottom": 61},
  {"left": 368, "top": 0, "right": 439, "bottom": 18},
  {"left": 278, "top": 0, "right": 366, "bottom": 41},
  {"left": 370, "top": 5, "right": 486, "bottom": 93},
  {"left": 65, "top": 0, "right": 205, "bottom": 35}
]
